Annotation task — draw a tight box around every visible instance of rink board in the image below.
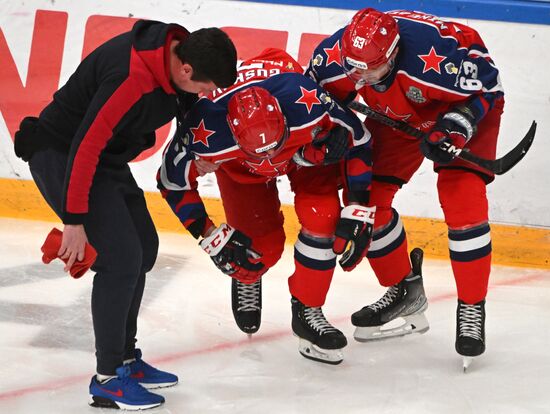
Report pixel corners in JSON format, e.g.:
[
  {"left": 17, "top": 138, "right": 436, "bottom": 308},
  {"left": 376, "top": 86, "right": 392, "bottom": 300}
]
[{"left": 0, "top": 177, "right": 548, "bottom": 269}]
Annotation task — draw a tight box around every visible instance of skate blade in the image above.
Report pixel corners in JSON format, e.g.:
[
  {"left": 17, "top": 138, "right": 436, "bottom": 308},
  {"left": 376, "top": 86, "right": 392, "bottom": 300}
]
[
  {"left": 354, "top": 313, "right": 430, "bottom": 342},
  {"left": 463, "top": 356, "right": 474, "bottom": 373},
  {"left": 297, "top": 338, "right": 344, "bottom": 365},
  {"left": 235, "top": 321, "right": 260, "bottom": 335}
]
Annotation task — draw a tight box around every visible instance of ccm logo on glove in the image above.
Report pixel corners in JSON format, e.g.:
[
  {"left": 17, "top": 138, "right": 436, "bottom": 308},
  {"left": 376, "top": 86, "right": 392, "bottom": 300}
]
[
  {"left": 333, "top": 205, "right": 376, "bottom": 272},
  {"left": 349, "top": 207, "right": 375, "bottom": 220},
  {"left": 421, "top": 109, "right": 476, "bottom": 165},
  {"left": 200, "top": 223, "right": 266, "bottom": 284},
  {"left": 201, "top": 223, "right": 235, "bottom": 255}
]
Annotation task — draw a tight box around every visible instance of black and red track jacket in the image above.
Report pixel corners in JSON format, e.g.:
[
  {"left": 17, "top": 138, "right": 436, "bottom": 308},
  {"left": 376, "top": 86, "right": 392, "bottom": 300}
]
[{"left": 37, "top": 20, "right": 195, "bottom": 224}]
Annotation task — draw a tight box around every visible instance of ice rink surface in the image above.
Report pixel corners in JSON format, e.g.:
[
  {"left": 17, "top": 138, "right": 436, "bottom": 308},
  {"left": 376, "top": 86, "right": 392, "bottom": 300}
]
[{"left": 0, "top": 218, "right": 548, "bottom": 413}]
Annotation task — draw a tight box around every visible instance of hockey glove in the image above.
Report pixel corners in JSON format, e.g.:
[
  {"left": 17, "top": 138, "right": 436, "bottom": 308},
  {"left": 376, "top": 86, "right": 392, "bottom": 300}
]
[
  {"left": 333, "top": 205, "right": 375, "bottom": 272},
  {"left": 200, "top": 223, "right": 266, "bottom": 283},
  {"left": 293, "top": 126, "right": 349, "bottom": 167},
  {"left": 421, "top": 109, "right": 476, "bottom": 165}
]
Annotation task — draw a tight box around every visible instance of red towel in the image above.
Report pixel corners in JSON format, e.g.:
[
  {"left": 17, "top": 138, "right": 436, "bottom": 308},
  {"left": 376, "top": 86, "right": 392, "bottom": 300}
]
[{"left": 41, "top": 228, "right": 97, "bottom": 278}]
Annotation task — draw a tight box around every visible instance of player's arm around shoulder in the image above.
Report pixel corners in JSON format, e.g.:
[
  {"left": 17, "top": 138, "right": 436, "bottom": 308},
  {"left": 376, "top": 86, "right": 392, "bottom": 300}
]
[
  {"left": 306, "top": 77, "right": 371, "bottom": 149},
  {"left": 271, "top": 73, "right": 367, "bottom": 165}
]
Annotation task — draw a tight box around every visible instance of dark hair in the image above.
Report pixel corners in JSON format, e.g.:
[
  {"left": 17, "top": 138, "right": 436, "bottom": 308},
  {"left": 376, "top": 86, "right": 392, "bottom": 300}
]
[{"left": 175, "top": 27, "right": 237, "bottom": 88}]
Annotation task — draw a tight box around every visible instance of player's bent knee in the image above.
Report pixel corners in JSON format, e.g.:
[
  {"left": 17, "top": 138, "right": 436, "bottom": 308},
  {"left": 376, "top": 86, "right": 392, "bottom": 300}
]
[
  {"left": 295, "top": 195, "right": 340, "bottom": 235},
  {"left": 252, "top": 228, "right": 286, "bottom": 269}
]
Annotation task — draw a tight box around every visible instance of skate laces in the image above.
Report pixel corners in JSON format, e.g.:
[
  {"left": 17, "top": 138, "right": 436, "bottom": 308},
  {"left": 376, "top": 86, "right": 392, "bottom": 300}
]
[
  {"left": 458, "top": 303, "right": 483, "bottom": 340},
  {"left": 303, "top": 307, "right": 337, "bottom": 334},
  {"left": 368, "top": 285, "right": 399, "bottom": 311},
  {"left": 236, "top": 280, "right": 260, "bottom": 312}
]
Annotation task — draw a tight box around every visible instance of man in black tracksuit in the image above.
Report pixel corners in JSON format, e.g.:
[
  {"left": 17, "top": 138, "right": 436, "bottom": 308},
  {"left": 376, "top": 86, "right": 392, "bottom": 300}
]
[{"left": 14, "top": 20, "right": 237, "bottom": 410}]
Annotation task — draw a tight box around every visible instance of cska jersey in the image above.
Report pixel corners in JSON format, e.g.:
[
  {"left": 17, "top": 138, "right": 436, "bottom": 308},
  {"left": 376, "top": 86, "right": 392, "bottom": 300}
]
[
  {"left": 305, "top": 10, "right": 504, "bottom": 133},
  {"left": 158, "top": 49, "right": 372, "bottom": 237}
]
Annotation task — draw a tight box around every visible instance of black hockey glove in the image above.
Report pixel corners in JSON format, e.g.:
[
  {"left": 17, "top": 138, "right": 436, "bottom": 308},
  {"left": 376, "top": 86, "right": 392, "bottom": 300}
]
[
  {"left": 333, "top": 205, "right": 375, "bottom": 271},
  {"left": 200, "top": 223, "right": 266, "bottom": 283},
  {"left": 293, "top": 126, "right": 349, "bottom": 166},
  {"left": 421, "top": 108, "right": 476, "bottom": 165}
]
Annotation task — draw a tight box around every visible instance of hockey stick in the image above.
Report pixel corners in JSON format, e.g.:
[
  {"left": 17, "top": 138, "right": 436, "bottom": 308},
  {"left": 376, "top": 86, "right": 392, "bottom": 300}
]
[{"left": 348, "top": 100, "right": 537, "bottom": 175}]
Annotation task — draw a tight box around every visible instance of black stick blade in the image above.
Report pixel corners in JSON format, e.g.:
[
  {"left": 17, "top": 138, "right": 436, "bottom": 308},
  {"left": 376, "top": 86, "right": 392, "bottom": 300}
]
[{"left": 493, "top": 120, "right": 537, "bottom": 175}]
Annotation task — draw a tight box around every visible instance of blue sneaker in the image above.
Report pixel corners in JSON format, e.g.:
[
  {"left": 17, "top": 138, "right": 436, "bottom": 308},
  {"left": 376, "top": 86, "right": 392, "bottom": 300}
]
[
  {"left": 89, "top": 365, "right": 164, "bottom": 410},
  {"left": 127, "top": 349, "right": 178, "bottom": 389}
]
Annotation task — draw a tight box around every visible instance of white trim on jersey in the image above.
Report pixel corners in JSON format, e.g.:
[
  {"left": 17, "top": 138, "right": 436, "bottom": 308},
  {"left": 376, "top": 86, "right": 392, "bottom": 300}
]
[
  {"left": 160, "top": 157, "right": 192, "bottom": 191},
  {"left": 397, "top": 69, "right": 471, "bottom": 97},
  {"left": 173, "top": 149, "right": 187, "bottom": 166},
  {"left": 468, "top": 49, "right": 492, "bottom": 59},
  {"left": 289, "top": 112, "right": 327, "bottom": 133},
  {"left": 393, "top": 15, "right": 463, "bottom": 43},
  {"left": 199, "top": 145, "right": 241, "bottom": 158},
  {"left": 467, "top": 50, "right": 498, "bottom": 69},
  {"left": 318, "top": 72, "right": 350, "bottom": 89},
  {"left": 289, "top": 112, "right": 371, "bottom": 147},
  {"left": 485, "top": 74, "right": 504, "bottom": 93}
]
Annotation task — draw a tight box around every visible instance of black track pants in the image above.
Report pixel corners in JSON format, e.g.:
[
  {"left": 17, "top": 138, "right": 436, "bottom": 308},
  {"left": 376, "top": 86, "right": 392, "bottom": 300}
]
[{"left": 29, "top": 148, "right": 159, "bottom": 375}]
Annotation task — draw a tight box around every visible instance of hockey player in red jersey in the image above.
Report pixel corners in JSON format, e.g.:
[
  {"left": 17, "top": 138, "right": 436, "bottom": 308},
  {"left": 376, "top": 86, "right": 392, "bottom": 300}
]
[
  {"left": 158, "top": 49, "right": 373, "bottom": 364},
  {"left": 306, "top": 8, "right": 504, "bottom": 368}
]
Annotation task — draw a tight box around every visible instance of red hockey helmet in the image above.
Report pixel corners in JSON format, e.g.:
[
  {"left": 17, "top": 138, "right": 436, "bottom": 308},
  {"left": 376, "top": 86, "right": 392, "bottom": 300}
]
[
  {"left": 341, "top": 8, "right": 400, "bottom": 83},
  {"left": 227, "top": 86, "right": 288, "bottom": 160}
]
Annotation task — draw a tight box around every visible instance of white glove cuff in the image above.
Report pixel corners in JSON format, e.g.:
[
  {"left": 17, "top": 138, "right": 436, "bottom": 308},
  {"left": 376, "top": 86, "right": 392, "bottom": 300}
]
[
  {"left": 341, "top": 205, "right": 376, "bottom": 224},
  {"left": 199, "top": 223, "right": 234, "bottom": 256},
  {"left": 443, "top": 112, "right": 474, "bottom": 140}
]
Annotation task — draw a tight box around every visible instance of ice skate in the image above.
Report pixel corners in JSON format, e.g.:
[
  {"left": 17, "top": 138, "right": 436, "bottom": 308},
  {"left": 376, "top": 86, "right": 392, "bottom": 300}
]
[
  {"left": 352, "top": 247, "right": 429, "bottom": 341},
  {"left": 456, "top": 299, "right": 486, "bottom": 372},
  {"left": 291, "top": 297, "right": 347, "bottom": 365},
  {"left": 232, "top": 278, "right": 262, "bottom": 334}
]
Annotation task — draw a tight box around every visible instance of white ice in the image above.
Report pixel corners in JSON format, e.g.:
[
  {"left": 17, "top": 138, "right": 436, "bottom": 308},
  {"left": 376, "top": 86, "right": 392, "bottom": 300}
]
[{"left": 0, "top": 218, "right": 549, "bottom": 413}]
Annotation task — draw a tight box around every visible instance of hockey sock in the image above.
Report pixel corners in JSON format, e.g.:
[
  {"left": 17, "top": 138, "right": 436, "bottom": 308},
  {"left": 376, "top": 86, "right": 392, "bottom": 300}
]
[
  {"left": 449, "top": 224, "right": 491, "bottom": 304},
  {"left": 289, "top": 232, "right": 336, "bottom": 307},
  {"left": 367, "top": 208, "right": 411, "bottom": 286},
  {"left": 438, "top": 169, "right": 491, "bottom": 303}
]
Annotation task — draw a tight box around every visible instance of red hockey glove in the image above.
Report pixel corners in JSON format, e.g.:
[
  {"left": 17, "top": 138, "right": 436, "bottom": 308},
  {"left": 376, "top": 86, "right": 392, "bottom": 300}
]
[
  {"left": 200, "top": 223, "right": 265, "bottom": 283},
  {"left": 421, "top": 110, "right": 476, "bottom": 165},
  {"left": 333, "top": 205, "right": 375, "bottom": 272},
  {"left": 293, "top": 126, "right": 349, "bottom": 166},
  {"left": 41, "top": 228, "right": 97, "bottom": 278}
]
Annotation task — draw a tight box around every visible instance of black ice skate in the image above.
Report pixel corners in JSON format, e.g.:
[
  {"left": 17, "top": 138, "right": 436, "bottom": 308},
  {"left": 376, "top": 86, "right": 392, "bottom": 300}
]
[
  {"left": 232, "top": 279, "right": 261, "bottom": 335},
  {"left": 351, "top": 247, "right": 429, "bottom": 341},
  {"left": 291, "top": 297, "right": 347, "bottom": 365},
  {"left": 456, "top": 299, "right": 486, "bottom": 372}
]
